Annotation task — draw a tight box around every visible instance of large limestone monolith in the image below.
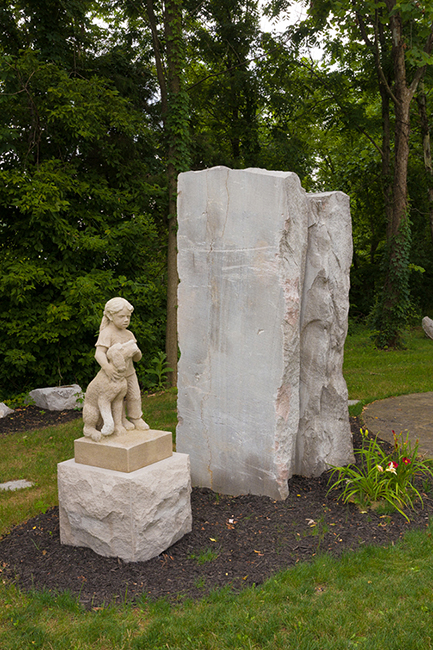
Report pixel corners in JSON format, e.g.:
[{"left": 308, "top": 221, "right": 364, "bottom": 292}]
[{"left": 176, "top": 167, "right": 354, "bottom": 500}]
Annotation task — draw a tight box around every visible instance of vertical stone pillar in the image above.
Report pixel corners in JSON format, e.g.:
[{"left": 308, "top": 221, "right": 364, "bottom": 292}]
[
  {"left": 176, "top": 167, "right": 353, "bottom": 500},
  {"left": 295, "top": 192, "right": 354, "bottom": 476}
]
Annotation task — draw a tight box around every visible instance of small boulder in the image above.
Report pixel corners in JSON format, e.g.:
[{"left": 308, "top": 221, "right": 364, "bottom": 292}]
[
  {"left": 422, "top": 316, "right": 433, "bottom": 340},
  {"left": 0, "top": 402, "right": 14, "bottom": 418},
  {"left": 0, "top": 479, "right": 33, "bottom": 491},
  {"left": 29, "top": 385, "right": 83, "bottom": 411}
]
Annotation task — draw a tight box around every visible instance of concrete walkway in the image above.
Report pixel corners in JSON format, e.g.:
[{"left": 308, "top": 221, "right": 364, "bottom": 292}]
[{"left": 362, "top": 392, "right": 433, "bottom": 458}]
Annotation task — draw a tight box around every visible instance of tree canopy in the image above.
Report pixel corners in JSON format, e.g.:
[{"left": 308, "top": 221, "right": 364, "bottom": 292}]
[{"left": 1, "top": 0, "right": 433, "bottom": 396}]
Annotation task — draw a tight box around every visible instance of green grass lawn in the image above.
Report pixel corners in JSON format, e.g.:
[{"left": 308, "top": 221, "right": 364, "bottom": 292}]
[
  {"left": 2, "top": 526, "right": 433, "bottom": 649},
  {"left": 2, "top": 329, "right": 433, "bottom": 649},
  {"left": 0, "top": 390, "right": 177, "bottom": 539},
  {"left": 344, "top": 326, "right": 433, "bottom": 415}
]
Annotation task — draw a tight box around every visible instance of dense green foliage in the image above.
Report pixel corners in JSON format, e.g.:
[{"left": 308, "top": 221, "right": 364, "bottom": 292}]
[
  {"left": 0, "top": 1, "right": 167, "bottom": 396},
  {"left": 1, "top": 0, "right": 433, "bottom": 393}
]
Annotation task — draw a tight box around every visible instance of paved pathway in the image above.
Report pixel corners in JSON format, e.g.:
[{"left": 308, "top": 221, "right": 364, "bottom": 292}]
[{"left": 363, "top": 392, "right": 433, "bottom": 458}]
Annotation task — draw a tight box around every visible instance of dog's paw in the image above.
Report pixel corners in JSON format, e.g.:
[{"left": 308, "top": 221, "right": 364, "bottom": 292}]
[
  {"left": 101, "top": 423, "right": 114, "bottom": 436},
  {"left": 130, "top": 418, "right": 150, "bottom": 431},
  {"left": 123, "top": 419, "right": 135, "bottom": 431}
]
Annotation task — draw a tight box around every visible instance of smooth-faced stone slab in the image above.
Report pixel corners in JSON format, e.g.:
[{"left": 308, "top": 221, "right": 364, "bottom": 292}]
[
  {"left": 177, "top": 166, "right": 353, "bottom": 499},
  {"left": 58, "top": 453, "right": 192, "bottom": 562},
  {"left": 30, "top": 384, "right": 83, "bottom": 411},
  {"left": 0, "top": 479, "right": 33, "bottom": 491},
  {"left": 422, "top": 316, "right": 433, "bottom": 340},
  {"left": 74, "top": 429, "right": 173, "bottom": 472},
  {"left": 0, "top": 403, "right": 14, "bottom": 418},
  {"left": 177, "top": 167, "right": 309, "bottom": 500}
]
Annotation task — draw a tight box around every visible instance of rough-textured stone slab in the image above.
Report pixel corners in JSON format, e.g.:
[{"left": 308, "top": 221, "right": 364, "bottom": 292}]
[
  {"left": 0, "top": 403, "right": 14, "bottom": 418},
  {"left": 0, "top": 479, "right": 33, "bottom": 491},
  {"left": 30, "top": 385, "right": 83, "bottom": 410},
  {"left": 58, "top": 453, "right": 192, "bottom": 562},
  {"left": 422, "top": 316, "right": 433, "bottom": 340},
  {"left": 74, "top": 429, "right": 173, "bottom": 472},
  {"left": 295, "top": 192, "right": 354, "bottom": 476},
  {"left": 177, "top": 166, "right": 353, "bottom": 499}
]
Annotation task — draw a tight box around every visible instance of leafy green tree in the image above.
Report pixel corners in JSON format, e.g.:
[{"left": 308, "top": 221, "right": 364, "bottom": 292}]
[
  {"left": 186, "top": 0, "right": 261, "bottom": 169},
  {"left": 106, "top": 0, "right": 191, "bottom": 386},
  {"left": 289, "top": 0, "right": 433, "bottom": 345},
  {"left": 0, "top": 2, "right": 166, "bottom": 397}
]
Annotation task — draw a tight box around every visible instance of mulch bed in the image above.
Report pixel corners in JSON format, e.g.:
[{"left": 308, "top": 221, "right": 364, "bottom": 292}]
[
  {"left": 0, "top": 405, "right": 82, "bottom": 434},
  {"left": 0, "top": 410, "right": 432, "bottom": 608}
]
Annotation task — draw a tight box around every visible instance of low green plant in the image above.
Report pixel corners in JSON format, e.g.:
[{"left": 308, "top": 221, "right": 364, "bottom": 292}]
[
  {"left": 3, "top": 392, "right": 35, "bottom": 409},
  {"left": 328, "top": 428, "right": 433, "bottom": 521},
  {"left": 189, "top": 547, "right": 220, "bottom": 565},
  {"left": 145, "top": 351, "right": 173, "bottom": 390}
]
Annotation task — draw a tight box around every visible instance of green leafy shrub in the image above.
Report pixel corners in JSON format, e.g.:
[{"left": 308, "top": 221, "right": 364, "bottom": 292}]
[
  {"left": 144, "top": 351, "right": 174, "bottom": 391},
  {"left": 328, "top": 428, "right": 433, "bottom": 521},
  {"left": 0, "top": 50, "right": 167, "bottom": 397}
]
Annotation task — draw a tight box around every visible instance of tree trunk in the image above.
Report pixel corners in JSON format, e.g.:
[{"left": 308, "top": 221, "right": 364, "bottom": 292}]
[
  {"left": 416, "top": 81, "right": 433, "bottom": 247},
  {"left": 163, "top": 0, "right": 182, "bottom": 387},
  {"left": 370, "top": 2, "right": 430, "bottom": 346},
  {"left": 145, "top": 0, "right": 187, "bottom": 387},
  {"left": 388, "top": 8, "right": 411, "bottom": 237}
]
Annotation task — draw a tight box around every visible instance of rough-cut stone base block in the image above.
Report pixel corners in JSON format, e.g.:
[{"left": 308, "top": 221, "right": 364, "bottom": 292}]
[
  {"left": 58, "top": 453, "right": 192, "bottom": 562},
  {"left": 74, "top": 430, "right": 173, "bottom": 472}
]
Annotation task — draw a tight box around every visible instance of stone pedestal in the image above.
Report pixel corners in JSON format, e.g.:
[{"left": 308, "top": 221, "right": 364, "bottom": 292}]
[
  {"left": 176, "top": 166, "right": 354, "bottom": 500},
  {"left": 74, "top": 429, "right": 173, "bottom": 472},
  {"left": 58, "top": 453, "right": 192, "bottom": 562}
]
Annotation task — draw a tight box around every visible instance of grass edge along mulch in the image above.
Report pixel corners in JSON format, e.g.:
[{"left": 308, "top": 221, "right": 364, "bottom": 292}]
[{"left": 1, "top": 420, "right": 433, "bottom": 611}]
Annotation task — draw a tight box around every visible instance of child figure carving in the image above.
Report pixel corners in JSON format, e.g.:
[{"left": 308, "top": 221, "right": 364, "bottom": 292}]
[{"left": 94, "top": 297, "right": 149, "bottom": 432}]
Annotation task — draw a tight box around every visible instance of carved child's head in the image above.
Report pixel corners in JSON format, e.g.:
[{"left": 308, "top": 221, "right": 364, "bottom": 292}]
[{"left": 100, "top": 297, "right": 134, "bottom": 331}]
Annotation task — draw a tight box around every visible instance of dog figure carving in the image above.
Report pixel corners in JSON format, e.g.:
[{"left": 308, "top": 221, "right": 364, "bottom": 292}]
[{"left": 83, "top": 340, "right": 141, "bottom": 442}]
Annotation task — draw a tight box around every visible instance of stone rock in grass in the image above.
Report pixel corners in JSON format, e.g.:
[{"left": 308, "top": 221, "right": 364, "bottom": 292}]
[
  {"left": 0, "top": 402, "right": 14, "bottom": 418},
  {"left": 422, "top": 316, "right": 433, "bottom": 340},
  {"left": 29, "top": 385, "right": 83, "bottom": 411},
  {"left": 0, "top": 479, "right": 33, "bottom": 491}
]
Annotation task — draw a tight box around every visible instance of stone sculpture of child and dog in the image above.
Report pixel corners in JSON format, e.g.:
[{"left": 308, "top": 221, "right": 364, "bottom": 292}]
[{"left": 82, "top": 297, "right": 149, "bottom": 442}]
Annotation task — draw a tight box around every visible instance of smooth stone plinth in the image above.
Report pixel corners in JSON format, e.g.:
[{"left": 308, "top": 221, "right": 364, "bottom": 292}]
[
  {"left": 58, "top": 453, "right": 192, "bottom": 562},
  {"left": 177, "top": 167, "right": 353, "bottom": 500},
  {"left": 74, "top": 429, "right": 173, "bottom": 472},
  {"left": 30, "top": 384, "right": 83, "bottom": 410}
]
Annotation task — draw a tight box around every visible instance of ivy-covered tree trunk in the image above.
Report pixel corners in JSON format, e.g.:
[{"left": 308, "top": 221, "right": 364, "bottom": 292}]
[
  {"left": 370, "top": 2, "right": 433, "bottom": 347},
  {"left": 374, "top": 9, "right": 412, "bottom": 347},
  {"left": 416, "top": 81, "right": 433, "bottom": 247}
]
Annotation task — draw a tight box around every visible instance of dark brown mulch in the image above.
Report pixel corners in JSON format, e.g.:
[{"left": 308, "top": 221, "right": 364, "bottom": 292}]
[
  {"left": 0, "top": 411, "right": 432, "bottom": 608},
  {"left": 0, "top": 404, "right": 82, "bottom": 435}
]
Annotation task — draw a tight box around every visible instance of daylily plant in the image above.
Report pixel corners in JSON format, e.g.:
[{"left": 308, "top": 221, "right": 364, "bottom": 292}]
[{"left": 328, "top": 428, "right": 433, "bottom": 521}]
